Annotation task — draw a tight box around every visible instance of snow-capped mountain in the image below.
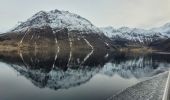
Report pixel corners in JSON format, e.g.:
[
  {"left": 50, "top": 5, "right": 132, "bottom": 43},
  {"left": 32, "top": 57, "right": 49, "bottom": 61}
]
[
  {"left": 0, "top": 9, "right": 115, "bottom": 51},
  {"left": 12, "top": 9, "right": 100, "bottom": 33},
  {"left": 100, "top": 23, "right": 170, "bottom": 45}
]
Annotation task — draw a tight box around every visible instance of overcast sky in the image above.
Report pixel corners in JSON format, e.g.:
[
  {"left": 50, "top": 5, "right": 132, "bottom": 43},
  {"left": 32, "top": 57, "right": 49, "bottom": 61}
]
[{"left": 0, "top": 0, "right": 170, "bottom": 32}]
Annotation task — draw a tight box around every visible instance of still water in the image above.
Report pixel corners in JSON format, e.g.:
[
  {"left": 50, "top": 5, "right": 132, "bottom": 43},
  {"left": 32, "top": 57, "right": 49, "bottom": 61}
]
[{"left": 0, "top": 50, "right": 170, "bottom": 100}]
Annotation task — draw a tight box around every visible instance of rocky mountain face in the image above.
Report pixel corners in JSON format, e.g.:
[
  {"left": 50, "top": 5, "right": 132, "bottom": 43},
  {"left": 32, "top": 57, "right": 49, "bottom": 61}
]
[
  {"left": 0, "top": 9, "right": 115, "bottom": 51},
  {"left": 100, "top": 24, "right": 170, "bottom": 47}
]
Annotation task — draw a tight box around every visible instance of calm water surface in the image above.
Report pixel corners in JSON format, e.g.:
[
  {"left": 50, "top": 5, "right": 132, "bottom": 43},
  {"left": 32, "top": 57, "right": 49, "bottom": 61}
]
[{"left": 0, "top": 51, "right": 170, "bottom": 100}]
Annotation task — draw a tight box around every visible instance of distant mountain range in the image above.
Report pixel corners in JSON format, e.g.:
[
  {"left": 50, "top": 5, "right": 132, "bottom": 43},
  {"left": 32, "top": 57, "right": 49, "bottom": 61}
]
[{"left": 100, "top": 23, "right": 170, "bottom": 46}]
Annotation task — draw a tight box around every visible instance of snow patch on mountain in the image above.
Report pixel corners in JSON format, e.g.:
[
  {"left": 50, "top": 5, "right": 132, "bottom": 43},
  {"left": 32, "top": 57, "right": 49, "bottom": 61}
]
[{"left": 12, "top": 9, "right": 101, "bottom": 33}]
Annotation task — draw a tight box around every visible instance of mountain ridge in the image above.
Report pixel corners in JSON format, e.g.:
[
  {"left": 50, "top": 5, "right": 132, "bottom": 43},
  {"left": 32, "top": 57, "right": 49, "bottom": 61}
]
[{"left": 100, "top": 23, "right": 170, "bottom": 46}]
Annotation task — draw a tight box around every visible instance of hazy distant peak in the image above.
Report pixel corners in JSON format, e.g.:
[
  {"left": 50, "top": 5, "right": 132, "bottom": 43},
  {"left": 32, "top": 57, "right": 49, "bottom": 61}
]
[{"left": 150, "top": 22, "right": 170, "bottom": 34}]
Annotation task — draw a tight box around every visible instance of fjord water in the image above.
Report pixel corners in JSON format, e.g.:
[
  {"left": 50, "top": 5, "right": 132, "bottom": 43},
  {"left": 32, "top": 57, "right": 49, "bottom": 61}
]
[{"left": 0, "top": 50, "right": 170, "bottom": 100}]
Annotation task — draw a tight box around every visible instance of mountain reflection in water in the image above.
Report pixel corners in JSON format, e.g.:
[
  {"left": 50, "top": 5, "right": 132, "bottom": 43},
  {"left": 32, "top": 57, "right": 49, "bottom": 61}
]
[{"left": 0, "top": 49, "right": 170, "bottom": 91}]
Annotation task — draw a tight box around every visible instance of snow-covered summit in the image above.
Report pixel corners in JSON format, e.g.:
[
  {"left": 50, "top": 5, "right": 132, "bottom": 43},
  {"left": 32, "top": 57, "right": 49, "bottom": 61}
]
[
  {"left": 100, "top": 24, "right": 170, "bottom": 43},
  {"left": 12, "top": 9, "right": 100, "bottom": 33},
  {"left": 101, "top": 27, "right": 158, "bottom": 37},
  {"left": 101, "top": 23, "right": 170, "bottom": 38}
]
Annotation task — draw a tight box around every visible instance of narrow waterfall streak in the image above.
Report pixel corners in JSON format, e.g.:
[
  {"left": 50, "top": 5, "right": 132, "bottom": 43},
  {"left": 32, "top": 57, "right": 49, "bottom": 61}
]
[
  {"left": 77, "top": 58, "right": 80, "bottom": 64},
  {"left": 20, "top": 28, "right": 29, "bottom": 44},
  {"left": 55, "top": 37, "right": 60, "bottom": 53},
  {"left": 84, "top": 38, "right": 94, "bottom": 50},
  {"left": 81, "top": 50, "right": 93, "bottom": 65},
  {"left": 51, "top": 30, "right": 61, "bottom": 69},
  {"left": 30, "top": 34, "right": 34, "bottom": 40},
  {"left": 81, "top": 37, "right": 94, "bottom": 64},
  {"left": 52, "top": 52, "right": 58, "bottom": 69},
  {"left": 105, "top": 53, "right": 109, "bottom": 58},
  {"left": 34, "top": 42, "right": 37, "bottom": 57},
  {"left": 69, "top": 36, "right": 73, "bottom": 49},
  {"left": 67, "top": 36, "right": 72, "bottom": 66},
  {"left": 19, "top": 52, "right": 29, "bottom": 68},
  {"left": 52, "top": 34, "right": 60, "bottom": 68},
  {"left": 104, "top": 42, "right": 109, "bottom": 46},
  {"left": 57, "top": 46, "right": 60, "bottom": 53},
  {"left": 53, "top": 30, "right": 60, "bottom": 54},
  {"left": 68, "top": 50, "right": 72, "bottom": 66},
  {"left": 55, "top": 38, "right": 58, "bottom": 44}
]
